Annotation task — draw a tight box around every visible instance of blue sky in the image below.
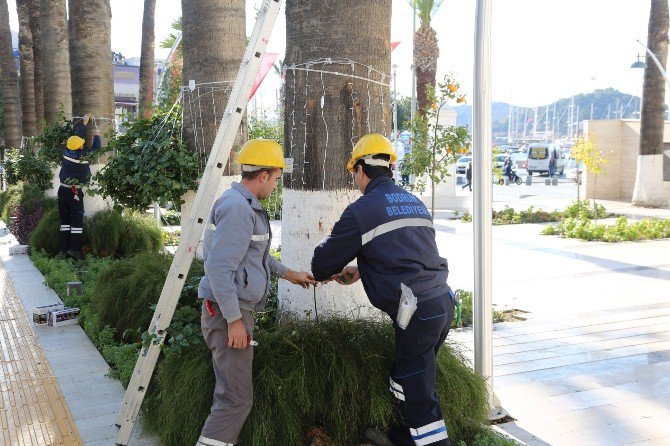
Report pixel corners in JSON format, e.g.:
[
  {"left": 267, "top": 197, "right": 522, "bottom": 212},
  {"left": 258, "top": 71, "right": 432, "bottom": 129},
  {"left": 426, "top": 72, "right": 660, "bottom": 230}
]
[{"left": 6, "top": 0, "right": 652, "bottom": 107}]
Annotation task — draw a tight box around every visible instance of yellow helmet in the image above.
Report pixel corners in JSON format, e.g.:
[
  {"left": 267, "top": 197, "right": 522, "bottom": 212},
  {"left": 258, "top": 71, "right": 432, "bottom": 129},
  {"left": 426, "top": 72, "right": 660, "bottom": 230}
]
[
  {"left": 67, "top": 135, "right": 86, "bottom": 151},
  {"left": 237, "top": 139, "right": 287, "bottom": 171},
  {"left": 347, "top": 133, "right": 397, "bottom": 172}
]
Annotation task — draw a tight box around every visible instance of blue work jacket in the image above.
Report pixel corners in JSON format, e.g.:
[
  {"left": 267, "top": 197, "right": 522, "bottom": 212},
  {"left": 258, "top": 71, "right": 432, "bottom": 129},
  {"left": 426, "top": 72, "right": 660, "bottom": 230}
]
[
  {"left": 311, "top": 176, "right": 449, "bottom": 315},
  {"left": 59, "top": 124, "right": 101, "bottom": 186}
]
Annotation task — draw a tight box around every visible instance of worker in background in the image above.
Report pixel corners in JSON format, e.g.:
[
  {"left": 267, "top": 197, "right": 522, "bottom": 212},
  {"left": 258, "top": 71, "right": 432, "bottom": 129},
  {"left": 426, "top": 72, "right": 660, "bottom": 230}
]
[
  {"left": 58, "top": 113, "right": 100, "bottom": 260},
  {"left": 311, "top": 133, "right": 455, "bottom": 446},
  {"left": 197, "top": 139, "right": 317, "bottom": 446}
]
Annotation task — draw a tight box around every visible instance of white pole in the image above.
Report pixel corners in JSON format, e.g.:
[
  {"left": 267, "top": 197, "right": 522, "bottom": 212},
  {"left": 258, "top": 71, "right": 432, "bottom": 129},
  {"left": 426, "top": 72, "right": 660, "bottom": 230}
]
[
  {"left": 393, "top": 64, "right": 399, "bottom": 139},
  {"left": 473, "top": 0, "right": 504, "bottom": 419},
  {"left": 410, "top": 2, "right": 417, "bottom": 121}
]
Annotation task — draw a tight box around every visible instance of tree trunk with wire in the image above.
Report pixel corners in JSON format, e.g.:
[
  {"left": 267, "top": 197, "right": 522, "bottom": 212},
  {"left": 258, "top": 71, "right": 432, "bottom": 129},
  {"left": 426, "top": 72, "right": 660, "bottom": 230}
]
[
  {"left": 41, "top": 0, "right": 72, "bottom": 124},
  {"left": 139, "top": 0, "right": 157, "bottom": 118},
  {"left": 28, "top": 0, "right": 44, "bottom": 131},
  {"left": 281, "top": 0, "right": 392, "bottom": 318},
  {"left": 181, "top": 0, "right": 246, "bottom": 175},
  {"left": 632, "top": 0, "right": 670, "bottom": 206},
  {"left": 17, "top": 1, "right": 37, "bottom": 137},
  {"left": 0, "top": 0, "right": 22, "bottom": 149},
  {"left": 68, "top": 0, "right": 114, "bottom": 144}
]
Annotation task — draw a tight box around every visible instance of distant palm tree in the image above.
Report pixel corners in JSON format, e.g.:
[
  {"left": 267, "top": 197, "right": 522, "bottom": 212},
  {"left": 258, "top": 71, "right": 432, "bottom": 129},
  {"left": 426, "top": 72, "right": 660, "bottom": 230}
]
[
  {"left": 41, "top": 0, "right": 72, "bottom": 123},
  {"left": 27, "top": 0, "right": 44, "bottom": 130},
  {"left": 68, "top": 0, "right": 114, "bottom": 143},
  {"left": 139, "top": 0, "right": 157, "bottom": 118},
  {"left": 0, "top": 0, "right": 22, "bottom": 148},
  {"left": 17, "top": 1, "right": 37, "bottom": 137},
  {"left": 410, "top": 0, "right": 444, "bottom": 117},
  {"left": 632, "top": 0, "right": 669, "bottom": 206}
]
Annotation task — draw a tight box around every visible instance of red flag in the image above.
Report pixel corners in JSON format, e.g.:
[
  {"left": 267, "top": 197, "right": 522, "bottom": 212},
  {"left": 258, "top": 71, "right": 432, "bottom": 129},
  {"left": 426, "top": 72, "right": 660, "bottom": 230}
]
[
  {"left": 250, "top": 52, "right": 279, "bottom": 99},
  {"left": 391, "top": 41, "right": 400, "bottom": 51}
]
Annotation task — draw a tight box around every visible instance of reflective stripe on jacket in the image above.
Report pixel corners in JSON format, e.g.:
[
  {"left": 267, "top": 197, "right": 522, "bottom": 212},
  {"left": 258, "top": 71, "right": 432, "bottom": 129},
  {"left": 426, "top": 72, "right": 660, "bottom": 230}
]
[{"left": 311, "top": 176, "right": 449, "bottom": 314}]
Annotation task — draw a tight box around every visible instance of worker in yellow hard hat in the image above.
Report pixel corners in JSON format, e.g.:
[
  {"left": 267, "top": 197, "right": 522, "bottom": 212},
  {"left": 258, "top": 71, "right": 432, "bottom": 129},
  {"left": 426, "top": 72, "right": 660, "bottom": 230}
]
[
  {"left": 58, "top": 113, "right": 100, "bottom": 260},
  {"left": 312, "top": 133, "right": 456, "bottom": 446},
  {"left": 197, "top": 139, "right": 316, "bottom": 446}
]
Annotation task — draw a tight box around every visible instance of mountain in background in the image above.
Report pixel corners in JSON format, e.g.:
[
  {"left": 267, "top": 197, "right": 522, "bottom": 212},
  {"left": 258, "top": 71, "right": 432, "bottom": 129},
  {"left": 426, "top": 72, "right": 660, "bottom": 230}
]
[{"left": 452, "top": 88, "right": 641, "bottom": 139}]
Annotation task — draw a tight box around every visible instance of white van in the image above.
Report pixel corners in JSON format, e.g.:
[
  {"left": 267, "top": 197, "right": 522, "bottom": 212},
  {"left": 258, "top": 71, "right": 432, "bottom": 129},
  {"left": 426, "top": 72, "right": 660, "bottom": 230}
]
[{"left": 524, "top": 143, "right": 565, "bottom": 175}]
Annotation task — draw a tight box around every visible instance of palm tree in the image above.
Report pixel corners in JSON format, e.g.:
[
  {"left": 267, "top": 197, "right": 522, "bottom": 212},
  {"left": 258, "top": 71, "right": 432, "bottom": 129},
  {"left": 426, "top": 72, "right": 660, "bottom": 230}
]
[
  {"left": 139, "top": 0, "right": 157, "bottom": 118},
  {"left": 28, "top": 0, "right": 44, "bottom": 130},
  {"left": 0, "top": 0, "right": 22, "bottom": 149},
  {"left": 632, "top": 0, "right": 669, "bottom": 207},
  {"left": 281, "top": 0, "right": 392, "bottom": 317},
  {"left": 68, "top": 0, "right": 114, "bottom": 142},
  {"left": 411, "top": 0, "right": 443, "bottom": 116},
  {"left": 17, "top": 1, "right": 37, "bottom": 137},
  {"left": 181, "top": 0, "right": 246, "bottom": 172},
  {"left": 41, "top": 0, "right": 72, "bottom": 123}
]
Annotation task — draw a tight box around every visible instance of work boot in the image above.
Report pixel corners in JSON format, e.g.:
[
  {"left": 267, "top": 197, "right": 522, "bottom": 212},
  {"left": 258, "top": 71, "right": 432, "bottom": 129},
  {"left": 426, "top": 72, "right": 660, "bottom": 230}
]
[
  {"left": 66, "top": 249, "right": 82, "bottom": 260},
  {"left": 364, "top": 428, "right": 395, "bottom": 446}
]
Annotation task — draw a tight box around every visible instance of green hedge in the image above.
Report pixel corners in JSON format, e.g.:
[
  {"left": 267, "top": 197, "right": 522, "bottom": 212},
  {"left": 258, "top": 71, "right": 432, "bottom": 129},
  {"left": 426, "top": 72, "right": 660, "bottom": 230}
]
[
  {"left": 29, "top": 208, "right": 164, "bottom": 258},
  {"left": 543, "top": 216, "right": 670, "bottom": 242}
]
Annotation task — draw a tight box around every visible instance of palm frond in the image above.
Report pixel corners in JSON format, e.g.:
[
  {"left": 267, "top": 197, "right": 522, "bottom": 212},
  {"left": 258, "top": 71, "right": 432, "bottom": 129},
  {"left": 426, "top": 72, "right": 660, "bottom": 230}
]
[{"left": 407, "top": 0, "right": 444, "bottom": 26}]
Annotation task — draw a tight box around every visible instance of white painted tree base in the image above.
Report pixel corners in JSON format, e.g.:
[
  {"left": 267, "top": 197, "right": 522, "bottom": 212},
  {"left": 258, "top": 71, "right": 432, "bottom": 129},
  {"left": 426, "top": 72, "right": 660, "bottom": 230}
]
[
  {"left": 632, "top": 154, "right": 670, "bottom": 207},
  {"left": 278, "top": 188, "right": 384, "bottom": 320}
]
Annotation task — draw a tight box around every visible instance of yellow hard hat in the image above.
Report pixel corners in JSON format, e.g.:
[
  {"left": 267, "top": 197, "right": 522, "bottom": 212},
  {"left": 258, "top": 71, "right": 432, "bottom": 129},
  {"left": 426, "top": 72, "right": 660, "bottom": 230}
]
[
  {"left": 237, "top": 139, "right": 287, "bottom": 171},
  {"left": 67, "top": 135, "right": 85, "bottom": 151},
  {"left": 347, "top": 133, "right": 397, "bottom": 172}
]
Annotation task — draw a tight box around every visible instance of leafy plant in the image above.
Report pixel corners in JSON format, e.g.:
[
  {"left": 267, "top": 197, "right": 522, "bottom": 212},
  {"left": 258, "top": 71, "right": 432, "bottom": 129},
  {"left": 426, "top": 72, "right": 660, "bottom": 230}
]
[
  {"left": 35, "top": 110, "right": 74, "bottom": 166},
  {"left": 570, "top": 137, "right": 607, "bottom": 214},
  {"left": 543, "top": 216, "right": 670, "bottom": 242},
  {"left": 91, "top": 106, "right": 199, "bottom": 211},
  {"left": 403, "top": 75, "right": 471, "bottom": 218},
  {"left": 4, "top": 146, "right": 53, "bottom": 192}
]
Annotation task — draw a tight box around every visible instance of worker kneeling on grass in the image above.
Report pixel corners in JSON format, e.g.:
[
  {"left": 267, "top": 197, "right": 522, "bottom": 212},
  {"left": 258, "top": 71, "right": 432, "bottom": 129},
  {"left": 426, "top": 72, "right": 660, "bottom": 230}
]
[
  {"left": 196, "top": 139, "right": 316, "bottom": 446},
  {"left": 311, "top": 133, "right": 456, "bottom": 446}
]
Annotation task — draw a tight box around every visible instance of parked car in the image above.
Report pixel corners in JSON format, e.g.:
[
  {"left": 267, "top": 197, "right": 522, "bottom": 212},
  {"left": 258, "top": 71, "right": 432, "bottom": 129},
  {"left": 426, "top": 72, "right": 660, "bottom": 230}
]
[
  {"left": 565, "top": 158, "right": 583, "bottom": 183},
  {"left": 525, "top": 143, "right": 565, "bottom": 175},
  {"left": 455, "top": 156, "right": 472, "bottom": 175},
  {"left": 510, "top": 152, "right": 527, "bottom": 171}
]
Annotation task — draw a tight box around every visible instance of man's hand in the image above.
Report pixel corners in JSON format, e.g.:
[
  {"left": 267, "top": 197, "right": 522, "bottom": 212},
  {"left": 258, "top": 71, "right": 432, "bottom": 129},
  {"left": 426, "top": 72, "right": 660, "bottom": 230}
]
[
  {"left": 330, "top": 265, "right": 360, "bottom": 285},
  {"left": 228, "top": 319, "right": 249, "bottom": 349},
  {"left": 284, "top": 270, "right": 317, "bottom": 289}
]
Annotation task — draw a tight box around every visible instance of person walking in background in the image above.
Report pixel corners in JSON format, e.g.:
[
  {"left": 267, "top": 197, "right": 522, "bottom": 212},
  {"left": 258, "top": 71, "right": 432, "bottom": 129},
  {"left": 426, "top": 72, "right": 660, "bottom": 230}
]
[
  {"left": 58, "top": 113, "right": 99, "bottom": 260},
  {"left": 462, "top": 161, "right": 472, "bottom": 191},
  {"left": 548, "top": 155, "right": 556, "bottom": 177}
]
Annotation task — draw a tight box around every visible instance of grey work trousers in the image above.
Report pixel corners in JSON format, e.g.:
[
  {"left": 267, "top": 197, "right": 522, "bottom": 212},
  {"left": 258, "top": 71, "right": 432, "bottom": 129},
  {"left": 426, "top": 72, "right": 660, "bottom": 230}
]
[{"left": 198, "top": 301, "right": 255, "bottom": 446}]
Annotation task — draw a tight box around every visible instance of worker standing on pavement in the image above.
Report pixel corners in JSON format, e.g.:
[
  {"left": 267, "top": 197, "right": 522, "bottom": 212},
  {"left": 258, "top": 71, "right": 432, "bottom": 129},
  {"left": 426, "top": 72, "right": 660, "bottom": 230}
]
[
  {"left": 311, "top": 133, "right": 456, "bottom": 446},
  {"left": 196, "top": 139, "right": 317, "bottom": 446},
  {"left": 58, "top": 113, "right": 100, "bottom": 260}
]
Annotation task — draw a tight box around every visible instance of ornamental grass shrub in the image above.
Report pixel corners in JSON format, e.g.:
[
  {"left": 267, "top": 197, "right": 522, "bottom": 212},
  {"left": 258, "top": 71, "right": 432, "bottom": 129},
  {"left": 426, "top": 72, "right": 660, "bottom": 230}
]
[
  {"left": 93, "top": 252, "right": 203, "bottom": 343},
  {"left": 142, "top": 318, "right": 489, "bottom": 446},
  {"left": 29, "top": 208, "right": 164, "bottom": 258}
]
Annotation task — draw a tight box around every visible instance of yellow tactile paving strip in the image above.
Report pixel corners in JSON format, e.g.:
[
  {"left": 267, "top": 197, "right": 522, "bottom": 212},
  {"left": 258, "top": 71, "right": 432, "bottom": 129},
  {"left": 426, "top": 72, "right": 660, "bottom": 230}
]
[{"left": 0, "top": 266, "right": 83, "bottom": 446}]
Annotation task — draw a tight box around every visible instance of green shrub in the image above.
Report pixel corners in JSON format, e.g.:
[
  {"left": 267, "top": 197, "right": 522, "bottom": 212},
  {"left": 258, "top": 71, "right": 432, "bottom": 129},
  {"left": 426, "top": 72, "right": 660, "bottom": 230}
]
[
  {"left": 30, "top": 208, "right": 164, "bottom": 258},
  {"left": 93, "top": 252, "right": 203, "bottom": 342},
  {"left": 35, "top": 110, "right": 74, "bottom": 166},
  {"left": 161, "top": 209, "right": 181, "bottom": 226},
  {"left": 90, "top": 106, "right": 199, "bottom": 211},
  {"left": 143, "top": 318, "right": 489, "bottom": 446},
  {"left": 563, "top": 199, "right": 608, "bottom": 220},
  {"left": 1, "top": 182, "right": 55, "bottom": 244},
  {"left": 4, "top": 146, "right": 53, "bottom": 192},
  {"left": 543, "top": 216, "right": 670, "bottom": 242}
]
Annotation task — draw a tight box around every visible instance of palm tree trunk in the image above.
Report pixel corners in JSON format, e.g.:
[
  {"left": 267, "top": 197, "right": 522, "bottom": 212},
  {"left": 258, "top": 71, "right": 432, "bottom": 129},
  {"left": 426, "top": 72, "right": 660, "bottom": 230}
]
[
  {"left": 68, "top": 0, "right": 114, "bottom": 141},
  {"left": 0, "top": 0, "right": 23, "bottom": 149},
  {"left": 632, "top": 0, "right": 669, "bottom": 207},
  {"left": 181, "top": 0, "right": 246, "bottom": 174},
  {"left": 282, "top": 0, "right": 391, "bottom": 318},
  {"left": 17, "top": 1, "right": 37, "bottom": 137},
  {"left": 139, "top": 0, "right": 157, "bottom": 118},
  {"left": 414, "top": 25, "right": 439, "bottom": 117},
  {"left": 28, "top": 0, "right": 44, "bottom": 131},
  {"left": 40, "top": 0, "right": 72, "bottom": 123}
]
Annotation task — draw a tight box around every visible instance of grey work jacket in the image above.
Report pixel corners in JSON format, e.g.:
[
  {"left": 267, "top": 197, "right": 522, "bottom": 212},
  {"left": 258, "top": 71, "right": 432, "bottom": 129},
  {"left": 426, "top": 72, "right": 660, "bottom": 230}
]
[{"left": 198, "top": 182, "right": 287, "bottom": 322}]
